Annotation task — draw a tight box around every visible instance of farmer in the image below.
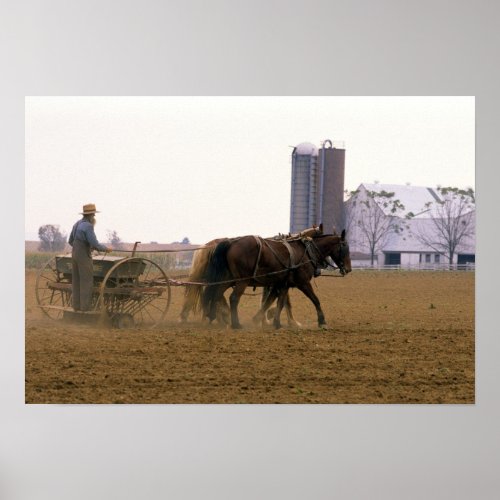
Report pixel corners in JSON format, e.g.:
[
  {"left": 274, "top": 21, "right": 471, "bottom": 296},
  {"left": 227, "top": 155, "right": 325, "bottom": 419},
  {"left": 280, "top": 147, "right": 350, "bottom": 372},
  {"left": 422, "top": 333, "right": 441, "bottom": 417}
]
[{"left": 68, "top": 203, "right": 112, "bottom": 311}]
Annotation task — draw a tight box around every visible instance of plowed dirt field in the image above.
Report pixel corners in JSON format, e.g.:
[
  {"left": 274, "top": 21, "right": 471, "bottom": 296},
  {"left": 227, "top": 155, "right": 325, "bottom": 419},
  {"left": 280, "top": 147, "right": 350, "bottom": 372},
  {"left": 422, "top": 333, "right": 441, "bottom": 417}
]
[{"left": 25, "top": 269, "right": 474, "bottom": 404}]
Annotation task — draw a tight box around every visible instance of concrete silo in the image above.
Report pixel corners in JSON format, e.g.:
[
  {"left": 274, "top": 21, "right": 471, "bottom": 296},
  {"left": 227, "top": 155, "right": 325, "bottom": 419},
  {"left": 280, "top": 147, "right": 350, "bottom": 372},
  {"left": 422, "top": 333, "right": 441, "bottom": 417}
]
[
  {"left": 289, "top": 142, "right": 319, "bottom": 233},
  {"left": 289, "top": 140, "right": 345, "bottom": 234}
]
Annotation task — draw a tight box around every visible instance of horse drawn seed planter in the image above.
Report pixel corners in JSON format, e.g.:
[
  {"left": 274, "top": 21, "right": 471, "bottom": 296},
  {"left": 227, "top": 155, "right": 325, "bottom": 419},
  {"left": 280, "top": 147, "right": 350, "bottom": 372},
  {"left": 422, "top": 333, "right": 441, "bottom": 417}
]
[{"left": 36, "top": 254, "right": 172, "bottom": 328}]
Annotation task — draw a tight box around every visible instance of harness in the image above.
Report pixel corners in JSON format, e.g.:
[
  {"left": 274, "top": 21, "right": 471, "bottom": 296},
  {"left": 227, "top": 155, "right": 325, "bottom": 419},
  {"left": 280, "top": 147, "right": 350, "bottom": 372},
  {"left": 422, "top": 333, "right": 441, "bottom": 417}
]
[
  {"left": 251, "top": 236, "right": 263, "bottom": 278},
  {"left": 264, "top": 238, "right": 295, "bottom": 269},
  {"left": 234, "top": 234, "right": 348, "bottom": 283},
  {"left": 251, "top": 235, "right": 329, "bottom": 282},
  {"left": 303, "top": 238, "right": 328, "bottom": 270},
  {"left": 251, "top": 236, "right": 295, "bottom": 279}
]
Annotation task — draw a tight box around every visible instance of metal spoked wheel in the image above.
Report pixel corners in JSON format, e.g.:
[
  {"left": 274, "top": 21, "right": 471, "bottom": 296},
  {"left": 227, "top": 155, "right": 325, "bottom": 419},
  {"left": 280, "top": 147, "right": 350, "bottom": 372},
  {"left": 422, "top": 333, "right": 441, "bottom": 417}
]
[
  {"left": 35, "top": 255, "right": 73, "bottom": 320},
  {"left": 97, "top": 257, "right": 171, "bottom": 327}
]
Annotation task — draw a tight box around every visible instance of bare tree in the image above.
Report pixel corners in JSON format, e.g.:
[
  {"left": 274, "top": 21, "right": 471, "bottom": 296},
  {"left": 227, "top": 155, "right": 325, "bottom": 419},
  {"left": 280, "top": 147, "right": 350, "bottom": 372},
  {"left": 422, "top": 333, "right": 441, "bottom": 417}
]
[
  {"left": 347, "top": 188, "right": 408, "bottom": 265},
  {"left": 106, "top": 229, "right": 123, "bottom": 250},
  {"left": 410, "top": 187, "right": 475, "bottom": 264},
  {"left": 38, "top": 224, "right": 67, "bottom": 252}
]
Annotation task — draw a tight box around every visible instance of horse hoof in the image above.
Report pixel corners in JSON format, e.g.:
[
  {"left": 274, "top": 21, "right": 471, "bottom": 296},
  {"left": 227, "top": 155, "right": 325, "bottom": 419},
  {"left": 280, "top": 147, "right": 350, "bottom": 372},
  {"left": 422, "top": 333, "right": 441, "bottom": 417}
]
[
  {"left": 252, "top": 315, "right": 262, "bottom": 325},
  {"left": 232, "top": 324, "right": 243, "bottom": 330},
  {"left": 266, "top": 308, "right": 276, "bottom": 320},
  {"left": 320, "top": 324, "right": 329, "bottom": 330}
]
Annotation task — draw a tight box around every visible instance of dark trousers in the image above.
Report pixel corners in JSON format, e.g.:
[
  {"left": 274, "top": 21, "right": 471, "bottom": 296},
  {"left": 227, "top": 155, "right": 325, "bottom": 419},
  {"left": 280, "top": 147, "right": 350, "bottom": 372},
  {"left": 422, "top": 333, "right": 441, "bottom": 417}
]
[{"left": 72, "top": 240, "right": 94, "bottom": 311}]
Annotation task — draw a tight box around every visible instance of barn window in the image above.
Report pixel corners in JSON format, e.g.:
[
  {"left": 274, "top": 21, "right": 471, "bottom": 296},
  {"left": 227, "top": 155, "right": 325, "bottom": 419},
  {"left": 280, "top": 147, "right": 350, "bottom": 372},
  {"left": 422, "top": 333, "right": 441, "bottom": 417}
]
[
  {"left": 434, "top": 254, "right": 440, "bottom": 263},
  {"left": 425, "top": 254, "right": 431, "bottom": 263}
]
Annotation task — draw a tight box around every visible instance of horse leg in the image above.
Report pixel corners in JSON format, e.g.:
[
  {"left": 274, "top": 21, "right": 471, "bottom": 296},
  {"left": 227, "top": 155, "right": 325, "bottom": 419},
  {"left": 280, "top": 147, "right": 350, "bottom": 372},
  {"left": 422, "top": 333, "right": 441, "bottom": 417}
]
[
  {"left": 284, "top": 291, "right": 301, "bottom": 328},
  {"left": 216, "top": 296, "right": 231, "bottom": 325},
  {"left": 266, "top": 290, "right": 299, "bottom": 326},
  {"left": 273, "top": 288, "right": 288, "bottom": 330},
  {"left": 296, "top": 281, "right": 328, "bottom": 328},
  {"left": 206, "top": 285, "right": 225, "bottom": 323},
  {"left": 208, "top": 292, "right": 218, "bottom": 323},
  {"left": 229, "top": 282, "right": 247, "bottom": 329},
  {"left": 179, "top": 285, "right": 198, "bottom": 322},
  {"left": 253, "top": 286, "right": 279, "bottom": 327},
  {"left": 179, "top": 300, "right": 190, "bottom": 322},
  {"left": 260, "top": 287, "right": 274, "bottom": 326}
]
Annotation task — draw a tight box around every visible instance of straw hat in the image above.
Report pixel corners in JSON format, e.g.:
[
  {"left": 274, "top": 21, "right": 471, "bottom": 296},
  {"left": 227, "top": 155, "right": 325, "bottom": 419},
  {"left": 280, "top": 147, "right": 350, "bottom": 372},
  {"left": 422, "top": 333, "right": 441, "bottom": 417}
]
[{"left": 80, "top": 203, "right": 100, "bottom": 215}]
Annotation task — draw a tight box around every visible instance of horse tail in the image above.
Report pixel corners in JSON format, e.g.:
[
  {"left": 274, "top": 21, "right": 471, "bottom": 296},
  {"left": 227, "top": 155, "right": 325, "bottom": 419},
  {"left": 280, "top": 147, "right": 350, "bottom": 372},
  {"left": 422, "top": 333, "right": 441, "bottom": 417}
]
[
  {"left": 202, "top": 239, "right": 232, "bottom": 318},
  {"left": 179, "top": 244, "right": 217, "bottom": 321}
]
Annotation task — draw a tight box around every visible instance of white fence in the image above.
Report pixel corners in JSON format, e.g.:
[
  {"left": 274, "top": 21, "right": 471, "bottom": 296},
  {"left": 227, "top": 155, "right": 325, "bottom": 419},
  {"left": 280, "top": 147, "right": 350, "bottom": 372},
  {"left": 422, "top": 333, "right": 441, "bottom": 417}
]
[{"left": 350, "top": 263, "right": 475, "bottom": 272}]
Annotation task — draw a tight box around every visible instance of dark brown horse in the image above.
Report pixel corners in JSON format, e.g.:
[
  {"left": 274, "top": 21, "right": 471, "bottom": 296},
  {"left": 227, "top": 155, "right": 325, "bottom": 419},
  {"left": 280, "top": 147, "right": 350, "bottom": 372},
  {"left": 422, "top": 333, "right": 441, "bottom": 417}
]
[
  {"left": 179, "top": 226, "right": 323, "bottom": 327},
  {"left": 202, "top": 230, "right": 351, "bottom": 329}
]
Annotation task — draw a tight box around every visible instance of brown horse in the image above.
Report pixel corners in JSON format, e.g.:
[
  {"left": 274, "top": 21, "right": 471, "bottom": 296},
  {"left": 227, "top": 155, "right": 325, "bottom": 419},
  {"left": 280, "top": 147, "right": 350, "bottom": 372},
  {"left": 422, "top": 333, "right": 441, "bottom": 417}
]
[
  {"left": 202, "top": 230, "right": 351, "bottom": 329},
  {"left": 179, "top": 226, "right": 323, "bottom": 326}
]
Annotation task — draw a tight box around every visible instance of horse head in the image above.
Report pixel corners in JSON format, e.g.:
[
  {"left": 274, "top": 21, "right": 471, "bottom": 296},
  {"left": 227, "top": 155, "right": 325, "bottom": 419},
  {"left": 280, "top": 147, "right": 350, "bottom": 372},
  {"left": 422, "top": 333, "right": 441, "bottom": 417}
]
[{"left": 326, "top": 229, "right": 352, "bottom": 276}]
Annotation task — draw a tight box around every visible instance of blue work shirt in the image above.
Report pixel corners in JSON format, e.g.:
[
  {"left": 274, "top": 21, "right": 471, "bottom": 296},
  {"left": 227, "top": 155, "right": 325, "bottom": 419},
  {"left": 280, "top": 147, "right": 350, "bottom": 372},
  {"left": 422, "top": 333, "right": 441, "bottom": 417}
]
[{"left": 69, "top": 218, "right": 108, "bottom": 252}]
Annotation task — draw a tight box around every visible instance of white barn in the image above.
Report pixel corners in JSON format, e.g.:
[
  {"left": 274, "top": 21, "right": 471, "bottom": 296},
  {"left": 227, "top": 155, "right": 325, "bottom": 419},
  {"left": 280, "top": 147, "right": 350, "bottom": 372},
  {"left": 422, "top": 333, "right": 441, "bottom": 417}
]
[{"left": 345, "top": 183, "right": 475, "bottom": 269}]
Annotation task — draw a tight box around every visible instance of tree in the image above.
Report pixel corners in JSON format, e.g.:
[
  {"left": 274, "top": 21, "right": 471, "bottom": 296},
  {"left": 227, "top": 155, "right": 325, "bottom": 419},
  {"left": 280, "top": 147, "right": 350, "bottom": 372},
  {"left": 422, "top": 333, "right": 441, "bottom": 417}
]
[
  {"left": 106, "top": 229, "right": 123, "bottom": 250},
  {"left": 181, "top": 237, "right": 190, "bottom": 244},
  {"left": 347, "top": 188, "right": 408, "bottom": 266},
  {"left": 38, "top": 224, "right": 67, "bottom": 252},
  {"left": 410, "top": 186, "right": 475, "bottom": 264}
]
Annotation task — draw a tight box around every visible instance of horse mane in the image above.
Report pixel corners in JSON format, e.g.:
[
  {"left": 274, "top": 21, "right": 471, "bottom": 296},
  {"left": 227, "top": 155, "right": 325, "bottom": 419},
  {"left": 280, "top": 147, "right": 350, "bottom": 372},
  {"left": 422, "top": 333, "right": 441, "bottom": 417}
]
[
  {"left": 311, "top": 228, "right": 347, "bottom": 240},
  {"left": 311, "top": 233, "right": 340, "bottom": 239}
]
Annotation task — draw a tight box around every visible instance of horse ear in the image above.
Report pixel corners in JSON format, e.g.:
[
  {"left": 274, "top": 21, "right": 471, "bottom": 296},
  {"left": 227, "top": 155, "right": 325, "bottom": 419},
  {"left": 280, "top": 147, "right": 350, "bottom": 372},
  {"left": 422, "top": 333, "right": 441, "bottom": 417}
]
[
  {"left": 332, "top": 226, "right": 338, "bottom": 236},
  {"left": 319, "top": 223, "right": 323, "bottom": 233},
  {"left": 341, "top": 229, "right": 346, "bottom": 241}
]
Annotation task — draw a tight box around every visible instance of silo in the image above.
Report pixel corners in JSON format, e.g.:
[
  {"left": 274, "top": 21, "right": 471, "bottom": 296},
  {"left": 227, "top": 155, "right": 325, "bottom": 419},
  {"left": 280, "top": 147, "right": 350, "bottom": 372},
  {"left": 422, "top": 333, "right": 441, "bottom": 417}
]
[
  {"left": 289, "top": 142, "right": 318, "bottom": 233},
  {"left": 317, "top": 140, "right": 346, "bottom": 233}
]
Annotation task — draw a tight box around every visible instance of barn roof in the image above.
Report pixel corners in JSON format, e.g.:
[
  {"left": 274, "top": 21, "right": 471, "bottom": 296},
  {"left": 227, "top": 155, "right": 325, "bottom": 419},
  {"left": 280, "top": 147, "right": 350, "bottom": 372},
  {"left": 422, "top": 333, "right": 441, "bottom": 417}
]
[{"left": 360, "top": 183, "right": 447, "bottom": 218}]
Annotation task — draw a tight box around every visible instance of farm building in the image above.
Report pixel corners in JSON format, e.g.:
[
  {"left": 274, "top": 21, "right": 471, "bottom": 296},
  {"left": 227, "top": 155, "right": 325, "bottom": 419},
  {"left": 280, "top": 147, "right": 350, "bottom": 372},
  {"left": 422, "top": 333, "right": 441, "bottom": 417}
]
[{"left": 345, "top": 183, "right": 476, "bottom": 269}]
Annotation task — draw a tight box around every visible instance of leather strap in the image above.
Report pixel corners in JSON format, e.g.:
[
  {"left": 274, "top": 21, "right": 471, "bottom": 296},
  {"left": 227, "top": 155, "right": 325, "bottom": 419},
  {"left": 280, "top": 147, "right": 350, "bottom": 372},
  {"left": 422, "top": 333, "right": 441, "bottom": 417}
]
[{"left": 252, "top": 235, "right": 263, "bottom": 278}]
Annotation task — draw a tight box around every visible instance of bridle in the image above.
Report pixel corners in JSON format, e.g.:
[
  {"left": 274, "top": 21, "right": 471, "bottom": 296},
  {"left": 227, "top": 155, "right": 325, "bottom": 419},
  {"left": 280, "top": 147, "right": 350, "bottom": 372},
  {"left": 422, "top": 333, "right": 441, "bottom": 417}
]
[
  {"left": 328, "top": 239, "right": 349, "bottom": 276},
  {"left": 307, "top": 236, "right": 349, "bottom": 276}
]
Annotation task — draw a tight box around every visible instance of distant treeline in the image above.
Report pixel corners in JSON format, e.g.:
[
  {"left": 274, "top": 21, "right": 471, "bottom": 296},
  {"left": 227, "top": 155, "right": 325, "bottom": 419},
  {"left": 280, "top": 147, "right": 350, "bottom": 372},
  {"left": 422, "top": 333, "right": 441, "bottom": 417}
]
[
  {"left": 25, "top": 252, "right": 58, "bottom": 269},
  {"left": 25, "top": 251, "right": 193, "bottom": 270}
]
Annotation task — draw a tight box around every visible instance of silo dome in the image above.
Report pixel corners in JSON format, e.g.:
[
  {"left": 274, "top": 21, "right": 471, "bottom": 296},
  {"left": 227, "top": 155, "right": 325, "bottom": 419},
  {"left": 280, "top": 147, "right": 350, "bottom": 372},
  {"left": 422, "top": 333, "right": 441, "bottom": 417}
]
[{"left": 294, "top": 142, "right": 318, "bottom": 156}]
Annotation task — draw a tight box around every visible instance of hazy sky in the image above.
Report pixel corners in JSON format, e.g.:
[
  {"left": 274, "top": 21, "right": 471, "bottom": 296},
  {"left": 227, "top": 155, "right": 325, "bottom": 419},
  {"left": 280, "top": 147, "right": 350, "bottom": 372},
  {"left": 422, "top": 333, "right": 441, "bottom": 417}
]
[{"left": 25, "top": 96, "right": 474, "bottom": 244}]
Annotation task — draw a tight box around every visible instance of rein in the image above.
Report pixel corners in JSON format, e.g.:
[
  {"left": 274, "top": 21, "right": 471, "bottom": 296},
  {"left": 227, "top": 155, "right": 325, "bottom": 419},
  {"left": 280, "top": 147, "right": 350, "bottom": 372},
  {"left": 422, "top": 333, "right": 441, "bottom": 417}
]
[{"left": 180, "top": 258, "right": 315, "bottom": 287}]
